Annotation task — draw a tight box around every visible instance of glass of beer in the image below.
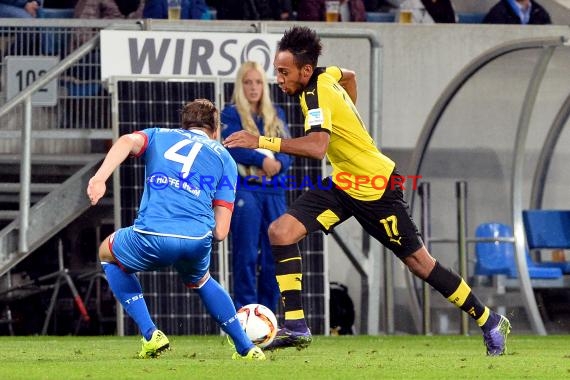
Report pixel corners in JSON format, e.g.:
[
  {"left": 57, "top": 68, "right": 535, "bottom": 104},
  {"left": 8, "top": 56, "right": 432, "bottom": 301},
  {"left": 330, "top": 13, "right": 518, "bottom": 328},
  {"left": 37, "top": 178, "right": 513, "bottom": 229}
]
[
  {"left": 168, "top": 0, "right": 181, "bottom": 20},
  {"left": 325, "top": 0, "right": 340, "bottom": 22},
  {"left": 399, "top": 9, "right": 413, "bottom": 24}
]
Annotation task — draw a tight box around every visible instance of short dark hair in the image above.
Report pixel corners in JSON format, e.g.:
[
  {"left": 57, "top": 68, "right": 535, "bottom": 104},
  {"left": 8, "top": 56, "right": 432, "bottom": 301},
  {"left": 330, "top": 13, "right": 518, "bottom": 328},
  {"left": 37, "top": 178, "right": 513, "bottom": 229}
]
[
  {"left": 277, "top": 26, "right": 322, "bottom": 69},
  {"left": 181, "top": 99, "right": 219, "bottom": 132}
]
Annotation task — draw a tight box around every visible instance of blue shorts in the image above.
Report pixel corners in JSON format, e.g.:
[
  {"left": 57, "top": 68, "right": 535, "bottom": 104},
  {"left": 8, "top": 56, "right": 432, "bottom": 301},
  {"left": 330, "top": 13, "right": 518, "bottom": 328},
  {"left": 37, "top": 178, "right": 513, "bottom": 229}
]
[{"left": 110, "top": 226, "right": 212, "bottom": 285}]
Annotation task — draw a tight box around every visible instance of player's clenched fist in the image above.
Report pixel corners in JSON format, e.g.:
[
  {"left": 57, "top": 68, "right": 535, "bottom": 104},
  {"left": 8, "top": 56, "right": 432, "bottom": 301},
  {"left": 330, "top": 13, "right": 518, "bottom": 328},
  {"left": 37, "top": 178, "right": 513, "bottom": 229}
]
[{"left": 87, "top": 177, "right": 106, "bottom": 205}]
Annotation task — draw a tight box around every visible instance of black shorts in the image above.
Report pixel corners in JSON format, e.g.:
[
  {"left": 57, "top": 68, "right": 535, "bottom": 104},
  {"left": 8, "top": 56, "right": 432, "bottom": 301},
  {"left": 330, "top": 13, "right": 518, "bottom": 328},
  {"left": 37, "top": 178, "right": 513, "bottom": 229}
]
[{"left": 288, "top": 175, "right": 423, "bottom": 259}]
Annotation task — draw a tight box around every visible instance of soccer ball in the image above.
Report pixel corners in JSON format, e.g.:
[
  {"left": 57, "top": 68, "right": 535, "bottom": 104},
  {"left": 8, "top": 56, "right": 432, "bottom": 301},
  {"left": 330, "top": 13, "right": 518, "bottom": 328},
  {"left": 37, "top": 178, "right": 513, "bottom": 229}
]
[
  {"left": 237, "top": 148, "right": 275, "bottom": 179},
  {"left": 236, "top": 303, "right": 278, "bottom": 348}
]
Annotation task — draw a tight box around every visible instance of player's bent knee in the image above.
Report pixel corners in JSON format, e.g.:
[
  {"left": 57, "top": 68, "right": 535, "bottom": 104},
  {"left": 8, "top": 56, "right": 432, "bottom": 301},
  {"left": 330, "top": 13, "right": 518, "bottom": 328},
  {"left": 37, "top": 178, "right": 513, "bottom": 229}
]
[
  {"left": 268, "top": 214, "right": 305, "bottom": 245},
  {"left": 187, "top": 271, "right": 211, "bottom": 289},
  {"left": 98, "top": 234, "right": 115, "bottom": 263},
  {"left": 267, "top": 221, "right": 280, "bottom": 242},
  {"left": 268, "top": 220, "right": 293, "bottom": 245}
]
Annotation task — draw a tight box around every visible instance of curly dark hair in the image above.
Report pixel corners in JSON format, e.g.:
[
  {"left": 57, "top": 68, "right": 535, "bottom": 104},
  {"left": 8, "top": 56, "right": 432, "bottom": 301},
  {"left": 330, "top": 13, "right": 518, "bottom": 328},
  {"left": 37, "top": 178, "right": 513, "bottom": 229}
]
[
  {"left": 277, "top": 26, "right": 322, "bottom": 69},
  {"left": 181, "top": 98, "right": 219, "bottom": 132}
]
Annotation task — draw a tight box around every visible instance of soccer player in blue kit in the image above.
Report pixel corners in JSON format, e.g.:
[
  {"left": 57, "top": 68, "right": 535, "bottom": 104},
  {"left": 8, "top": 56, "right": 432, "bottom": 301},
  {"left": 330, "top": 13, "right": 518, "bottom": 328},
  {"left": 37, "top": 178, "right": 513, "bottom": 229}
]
[{"left": 87, "top": 99, "right": 265, "bottom": 360}]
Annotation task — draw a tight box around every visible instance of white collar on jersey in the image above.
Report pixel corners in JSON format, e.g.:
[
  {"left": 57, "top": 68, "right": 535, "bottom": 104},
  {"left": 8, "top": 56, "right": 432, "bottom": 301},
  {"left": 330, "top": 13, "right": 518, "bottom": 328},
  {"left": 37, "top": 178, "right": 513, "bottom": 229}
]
[{"left": 187, "top": 128, "right": 209, "bottom": 137}]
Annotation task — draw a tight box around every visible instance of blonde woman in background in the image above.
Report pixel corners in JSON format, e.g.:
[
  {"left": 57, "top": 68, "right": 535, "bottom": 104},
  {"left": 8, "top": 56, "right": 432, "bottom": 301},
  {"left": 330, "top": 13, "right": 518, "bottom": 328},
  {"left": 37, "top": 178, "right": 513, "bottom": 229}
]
[{"left": 221, "top": 61, "right": 292, "bottom": 314}]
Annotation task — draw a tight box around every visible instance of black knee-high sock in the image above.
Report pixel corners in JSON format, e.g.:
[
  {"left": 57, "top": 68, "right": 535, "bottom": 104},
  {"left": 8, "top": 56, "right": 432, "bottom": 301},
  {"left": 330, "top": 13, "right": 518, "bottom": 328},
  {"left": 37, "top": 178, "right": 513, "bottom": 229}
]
[
  {"left": 425, "top": 261, "right": 496, "bottom": 329},
  {"left": 272, "top": 244, "right": 308, "bottom": 330}
]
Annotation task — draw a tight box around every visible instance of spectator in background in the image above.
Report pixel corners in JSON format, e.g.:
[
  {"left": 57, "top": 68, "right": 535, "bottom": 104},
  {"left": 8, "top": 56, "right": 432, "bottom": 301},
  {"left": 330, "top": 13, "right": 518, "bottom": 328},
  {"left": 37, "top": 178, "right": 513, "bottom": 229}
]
[
  {"left": 74, "top": 0, "right": 144, "bottom": 19},
  {"left": 207, "top": 0, "right": 291, "bottom": 20},
  {"left": 143, "top": 0, "right": 209, "bottom": 19},
  {"left": 72, "top": 0, "right": 145, "bottom": 75},
  {"left": 483, "top": 0, "right": 551, "bottom": 24},
  {"left": 70, "top": 0, "right": 144, "bottom": 79},
  {"left": 0, "top": 0, "right": 40, "bottom": 18},
  {"left": 382, "top": 0, "right": 456, "bottom": 24},
  {"left": 362, "top": 0, "right": 394, "bottom": 12},
  {"left": 2, "top": 0, "right": 42, "bottom": 56},
  {"left": 420, "top": 0, "right": 455, "bottom": 23},
  {"left": 296, "top": 0, "right": 366, "bottom": 22},
  {"left": 43, "top": 0, "right": 78, "bottom": 7},
  {"left": 221, "top": 61, "right": 292, "bottom": 313},
  {"left": 72, "top": 0, "right": 144, "bottom": 62}
]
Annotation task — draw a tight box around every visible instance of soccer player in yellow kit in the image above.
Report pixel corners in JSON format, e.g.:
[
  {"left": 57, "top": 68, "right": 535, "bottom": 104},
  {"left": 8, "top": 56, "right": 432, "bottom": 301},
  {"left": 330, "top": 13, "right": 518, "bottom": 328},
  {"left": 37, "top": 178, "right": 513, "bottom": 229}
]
[{"left": 223, "top": 26, "right": 510, "bottom": 355}]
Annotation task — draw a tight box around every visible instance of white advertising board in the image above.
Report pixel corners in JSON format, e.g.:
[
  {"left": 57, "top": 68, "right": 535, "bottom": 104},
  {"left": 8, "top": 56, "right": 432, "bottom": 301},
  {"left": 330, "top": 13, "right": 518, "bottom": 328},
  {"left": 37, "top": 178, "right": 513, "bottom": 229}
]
[{"left": 100, "top": 30, "right": 282, "bottom": 81}]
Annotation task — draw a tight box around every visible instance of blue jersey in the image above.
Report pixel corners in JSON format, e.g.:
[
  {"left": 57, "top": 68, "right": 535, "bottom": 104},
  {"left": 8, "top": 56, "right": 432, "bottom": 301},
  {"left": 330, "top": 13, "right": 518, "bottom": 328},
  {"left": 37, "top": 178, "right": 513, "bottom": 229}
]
[{"left": 132, "top": 128, "right": 237, "bottom": 239}]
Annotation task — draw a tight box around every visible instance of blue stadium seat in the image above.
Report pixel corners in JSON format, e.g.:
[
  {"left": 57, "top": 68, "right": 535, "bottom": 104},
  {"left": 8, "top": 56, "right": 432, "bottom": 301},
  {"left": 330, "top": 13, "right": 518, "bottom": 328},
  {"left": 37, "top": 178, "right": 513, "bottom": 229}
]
[
  {"left": 474, "top": 222, "right": 514, "bottom": 276},
  {"left": 523, "top": 210, "right": 570, "bottom": 274},
  {"left": 63, "top": 82, "right": 102, "bottom": 97},
  {"left": 474, "top": 222, "right": 563, "bottom": 279},
  {"left": 457, "top": 12, "right": 485, "bottom": 24},
  {"left": 366, "top": 12, "right": 396, "bottom": 23}
]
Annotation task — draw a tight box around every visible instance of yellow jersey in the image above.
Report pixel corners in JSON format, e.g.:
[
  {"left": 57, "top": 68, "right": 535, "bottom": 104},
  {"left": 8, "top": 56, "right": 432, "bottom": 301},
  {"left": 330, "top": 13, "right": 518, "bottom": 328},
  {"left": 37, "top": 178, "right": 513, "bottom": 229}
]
[{"left": 300, "top": 66, "right": 395, "bottom": 201}]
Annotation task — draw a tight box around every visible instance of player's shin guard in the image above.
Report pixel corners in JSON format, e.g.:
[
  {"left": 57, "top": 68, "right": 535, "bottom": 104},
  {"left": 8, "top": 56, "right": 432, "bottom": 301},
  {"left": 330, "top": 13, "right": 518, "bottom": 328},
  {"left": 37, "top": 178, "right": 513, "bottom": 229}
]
[
  {"left": 425, "top": 261, "right": 493, "bottom": 327},
  {"left": 195, "top": 276, "right": 253, "bottom": 355},
  {"left": 273, "top": 244, "right": 308, "bottom": 331},
  {"left": 102, "top": 262, "right": 156, "bottom": 340}
]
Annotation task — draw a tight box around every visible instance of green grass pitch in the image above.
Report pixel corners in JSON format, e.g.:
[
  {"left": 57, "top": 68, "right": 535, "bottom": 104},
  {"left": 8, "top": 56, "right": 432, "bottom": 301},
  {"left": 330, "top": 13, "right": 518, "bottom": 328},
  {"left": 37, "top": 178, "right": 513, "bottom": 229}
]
[{"left": 0, "top": 335, "right": 568, "bottom": 379}]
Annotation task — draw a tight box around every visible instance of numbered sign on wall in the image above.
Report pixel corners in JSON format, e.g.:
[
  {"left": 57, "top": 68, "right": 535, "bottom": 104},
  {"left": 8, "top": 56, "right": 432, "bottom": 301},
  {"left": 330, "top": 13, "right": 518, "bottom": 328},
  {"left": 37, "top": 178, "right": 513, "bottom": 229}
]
[{"left": 5, "top": 56, "right": 59, "bottom": 106}]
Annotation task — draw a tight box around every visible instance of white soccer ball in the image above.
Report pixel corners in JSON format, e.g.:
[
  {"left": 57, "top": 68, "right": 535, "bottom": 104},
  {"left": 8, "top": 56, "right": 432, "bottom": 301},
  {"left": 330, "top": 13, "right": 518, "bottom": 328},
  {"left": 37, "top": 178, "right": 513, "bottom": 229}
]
[
  {"left": 236, "top": 303, "right": 278, "bottom": 348},
  {"left": 237, "top": 148, "right": 275, "bottom": 178}
]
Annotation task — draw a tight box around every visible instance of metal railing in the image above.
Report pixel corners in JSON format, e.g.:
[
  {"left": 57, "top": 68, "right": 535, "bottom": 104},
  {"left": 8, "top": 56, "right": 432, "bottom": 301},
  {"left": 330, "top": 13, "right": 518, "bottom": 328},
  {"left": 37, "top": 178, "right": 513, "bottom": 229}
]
[{"left": 0, "top": 34, "right": 99, "bottom": 253}]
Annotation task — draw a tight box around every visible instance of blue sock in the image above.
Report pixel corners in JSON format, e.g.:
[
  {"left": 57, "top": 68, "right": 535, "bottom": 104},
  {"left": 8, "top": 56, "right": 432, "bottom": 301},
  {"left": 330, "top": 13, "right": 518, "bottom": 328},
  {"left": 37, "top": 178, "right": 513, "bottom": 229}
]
[
  {"left": 197, "top": 277, "right": 254, "bottom": 355},
  {"left": 102, "top": 263, "right": 156, "bottom": 340}
]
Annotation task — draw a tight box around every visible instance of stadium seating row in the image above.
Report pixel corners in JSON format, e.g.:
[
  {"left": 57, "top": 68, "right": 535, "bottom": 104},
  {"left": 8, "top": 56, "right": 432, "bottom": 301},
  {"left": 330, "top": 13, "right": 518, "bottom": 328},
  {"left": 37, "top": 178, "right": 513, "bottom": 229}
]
[
  {"left": 366, "top": 11, "right": 485, "bottom": 24},
  {"left": 475, "top": 210, "right": 570, "bottom": 282}
]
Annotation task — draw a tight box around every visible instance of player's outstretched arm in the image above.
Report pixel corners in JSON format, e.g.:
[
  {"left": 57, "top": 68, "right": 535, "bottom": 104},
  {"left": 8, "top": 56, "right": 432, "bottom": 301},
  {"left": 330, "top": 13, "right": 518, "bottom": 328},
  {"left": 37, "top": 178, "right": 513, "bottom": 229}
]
[
  {"left": 87, "top": 133, "right": 145, "bottom": 205},
  {"left": 338, "top": 68, "right": 357, "bottom": 104},
  {"left": 223, "top": 131, "right": 329, "bottom": 160}
]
